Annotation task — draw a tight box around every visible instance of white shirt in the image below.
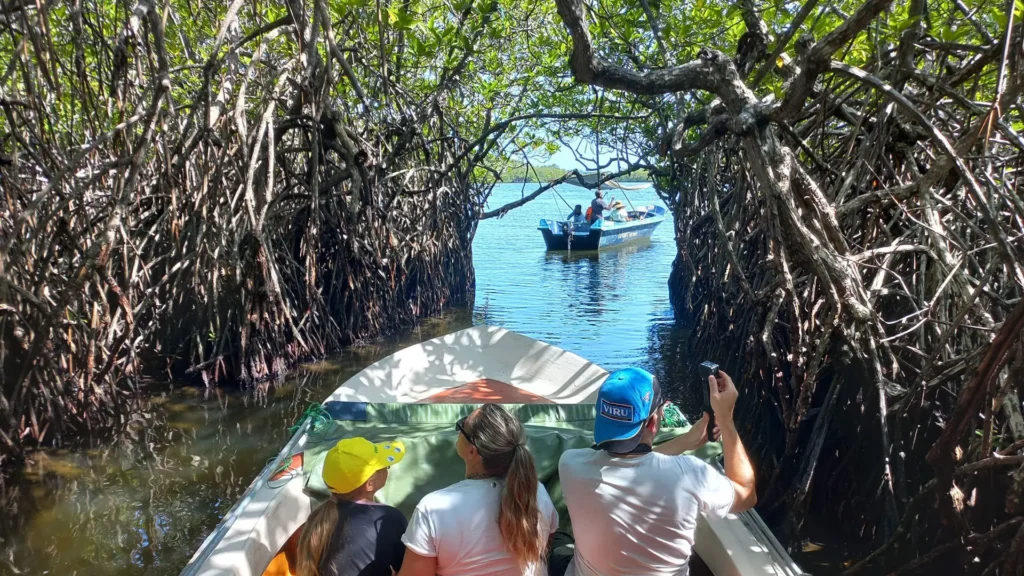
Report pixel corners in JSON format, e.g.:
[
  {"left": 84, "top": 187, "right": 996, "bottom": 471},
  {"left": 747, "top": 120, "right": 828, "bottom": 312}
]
[
  {"left": 402, "top": 478, "right": 560, "bottom": 576},
  {"left": 609, "top": 208, "right": 629, "bottom": 222},
  {"left": 558, "top": 449, "right": 735, "bottom": 576}
]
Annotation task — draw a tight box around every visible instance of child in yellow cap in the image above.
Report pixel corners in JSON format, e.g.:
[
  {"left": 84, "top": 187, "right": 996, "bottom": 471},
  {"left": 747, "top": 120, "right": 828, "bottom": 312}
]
[{"left": 297, "top": 437, "right": 407, "bottom": 576}]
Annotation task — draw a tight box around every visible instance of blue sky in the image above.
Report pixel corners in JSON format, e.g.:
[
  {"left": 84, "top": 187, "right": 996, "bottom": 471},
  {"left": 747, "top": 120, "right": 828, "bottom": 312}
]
[
  {"left": 548, "top": 145, "right": 591, "bottom": 171},
  {"left": 543, "top": 139, "right": 640, "bottom": 172}
]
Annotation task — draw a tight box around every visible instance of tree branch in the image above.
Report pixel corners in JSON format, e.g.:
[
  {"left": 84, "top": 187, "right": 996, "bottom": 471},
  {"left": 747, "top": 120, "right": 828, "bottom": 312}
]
[
  {"left": 479, "top": 170, "right": 579, "bottom": 220},
  {"left": 775, "top": 0, "right": 894, "bottom": 120},
  {"left": 889, "top": 517, "right": 1024, "bottom": 576},
  {"left": 671, "top": 114, "right": 730, "bottom": 158},
  {"left": 928, "top": 298, "right": 1024, "bottom": 516},
  {"left": 831, "top": 61, "right": 1023, "bottom": 278},
  {"left": 442, "top": 111, "right": 645, "bottom": 182},
  {"left": 316, "top": 0, "right": 369, "bottom": 111},
  {"left": 553, "top": 0, "right": 758, "bottom": 111},
  {"left": 637, "top": 0, "right": 669, "bottom": 64},
  {"left": 750, "top": 0, "right": 819, "bottom": 88}
]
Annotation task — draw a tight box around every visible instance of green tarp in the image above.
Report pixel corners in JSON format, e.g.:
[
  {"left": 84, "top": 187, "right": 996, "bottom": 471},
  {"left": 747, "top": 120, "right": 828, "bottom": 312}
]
[{"left": 302, "top": 403, "right": 722, "bottom": 530}]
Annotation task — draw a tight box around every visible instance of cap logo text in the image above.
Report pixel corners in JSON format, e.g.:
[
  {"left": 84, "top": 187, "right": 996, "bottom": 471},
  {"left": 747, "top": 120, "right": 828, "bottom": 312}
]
[{"left": 600, "top": 399, "right": 634, "bottom": 422}]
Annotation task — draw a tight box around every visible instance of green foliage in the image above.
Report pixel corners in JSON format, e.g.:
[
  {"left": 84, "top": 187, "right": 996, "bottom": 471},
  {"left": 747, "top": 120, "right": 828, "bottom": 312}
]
[
  {"left": 500, "top": 164, "right": 569, "bottom": 183},
  {"left": 0, "top": 0, "right": 1014, "bottom": 190},
  {"left": 617, "top": 169, "right": 651, "bottom": 182}
]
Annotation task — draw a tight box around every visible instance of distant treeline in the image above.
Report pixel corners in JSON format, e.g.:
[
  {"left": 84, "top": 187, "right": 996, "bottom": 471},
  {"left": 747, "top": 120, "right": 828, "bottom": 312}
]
[{"left": 501, "top": 164, "right": 650, "bottom": 183}]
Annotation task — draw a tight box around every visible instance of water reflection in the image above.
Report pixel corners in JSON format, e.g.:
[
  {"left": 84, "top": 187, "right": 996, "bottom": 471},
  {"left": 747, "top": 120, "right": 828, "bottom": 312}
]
[
  {"left": 644, "top": 319, "right": 702, "bottom": 416},
  {"left": 2, "top": 384, "right": 303, "bottom": 574},
  {"left": 539, "top": 240, "right": 655, "bottom": 323}
]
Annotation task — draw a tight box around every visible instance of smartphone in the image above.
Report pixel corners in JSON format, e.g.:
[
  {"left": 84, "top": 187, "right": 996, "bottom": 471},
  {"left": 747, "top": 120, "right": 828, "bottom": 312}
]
[{"left": 698, "top": 361, "right": 719, "bottom": 436}]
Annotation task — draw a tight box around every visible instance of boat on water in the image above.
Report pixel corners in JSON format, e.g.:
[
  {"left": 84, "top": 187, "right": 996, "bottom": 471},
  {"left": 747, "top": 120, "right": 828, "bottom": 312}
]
[
  {"left": 541, "top": 174, "right": 667, "bottom": 250},
  {"left": 181, "top": 326, "right": 804, "bottom": 576},
  {"left": 539, "top": 205, "right": 667, "bottom": 250}
]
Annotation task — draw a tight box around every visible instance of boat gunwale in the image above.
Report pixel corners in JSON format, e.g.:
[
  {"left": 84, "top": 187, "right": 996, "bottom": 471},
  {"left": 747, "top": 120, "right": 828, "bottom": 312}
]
[
  {"left": 536, "top": 215, "right": 666, "bottom": 233},
  {"left": 179, "top": 418, "right": 311, "bottom": 576},
  {"left": 538, "top": 208, "right": 667, "bottom": 237}
]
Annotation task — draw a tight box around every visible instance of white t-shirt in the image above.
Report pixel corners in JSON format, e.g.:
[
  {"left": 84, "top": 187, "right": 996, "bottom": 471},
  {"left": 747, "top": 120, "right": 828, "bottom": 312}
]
[
  {"left": 558, "top": 449, "right": 735, "bottom": 576},
  {"left": 402, "top": 478, "right": 560, "bottom": 576}
]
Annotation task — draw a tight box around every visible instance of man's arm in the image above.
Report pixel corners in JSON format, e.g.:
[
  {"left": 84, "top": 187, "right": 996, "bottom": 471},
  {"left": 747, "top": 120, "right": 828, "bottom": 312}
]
[
  {"left": 718, "top": 416, "right": 757, "bottom": 512},
  {"left": 709, "top": 372, "right": 757, "bottom": 513}
]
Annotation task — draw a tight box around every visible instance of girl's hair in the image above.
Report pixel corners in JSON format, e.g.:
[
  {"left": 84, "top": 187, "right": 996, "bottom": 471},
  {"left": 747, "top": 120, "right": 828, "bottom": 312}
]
[
  {"left": 466, "top": 404, "right": 545, "bottom": 571},
  {"left": 296, "top": 496, "right": 342, "bottom": 576}
]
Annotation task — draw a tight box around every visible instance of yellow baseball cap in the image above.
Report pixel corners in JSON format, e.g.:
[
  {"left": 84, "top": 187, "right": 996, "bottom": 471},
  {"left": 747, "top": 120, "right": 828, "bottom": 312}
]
[{"left": 321, "top": 437, "right": 406, "bottom": 494}]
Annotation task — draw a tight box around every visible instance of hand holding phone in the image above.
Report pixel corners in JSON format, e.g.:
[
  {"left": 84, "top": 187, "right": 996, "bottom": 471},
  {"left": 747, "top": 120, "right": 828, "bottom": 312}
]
[{"left": 698, "top": 361, "right": 719, "bottom": 436}]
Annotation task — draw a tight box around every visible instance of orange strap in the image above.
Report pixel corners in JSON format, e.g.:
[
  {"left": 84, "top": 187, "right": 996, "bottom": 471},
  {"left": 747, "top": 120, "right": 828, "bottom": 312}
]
[{"left": 263, "top": 524, "right": 303, "bottom": 576}]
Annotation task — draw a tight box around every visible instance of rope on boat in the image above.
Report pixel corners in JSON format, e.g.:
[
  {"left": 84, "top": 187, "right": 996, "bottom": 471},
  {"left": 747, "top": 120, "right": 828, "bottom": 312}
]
[
  {"left": 620, "top": 189, "right": 639, "bottom": 216},
  {"left": 261, "top": 403, "right": 335, "bottom": 487},
  {"left": 663, "top": 403, "right": 686, "bottom": 428},
  {"left": 290, "top": 402, "right": 334, "bottom": 441},
  {"left": 553, "top": 188, "right": 574, "bottom": 211}
]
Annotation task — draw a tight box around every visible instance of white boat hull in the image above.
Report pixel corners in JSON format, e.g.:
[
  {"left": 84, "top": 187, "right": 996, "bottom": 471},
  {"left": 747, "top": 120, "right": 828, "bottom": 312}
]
[{"left": 181, "top": 326, "right": 804, "bottom": 576}]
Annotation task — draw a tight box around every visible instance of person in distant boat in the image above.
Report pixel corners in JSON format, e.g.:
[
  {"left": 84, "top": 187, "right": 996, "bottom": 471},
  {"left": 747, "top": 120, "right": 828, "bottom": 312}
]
[
  {"left": 589, "top": 190, "right": 611, "bottom": 222},
  {"left": 608, "top": 200, "right": 630, "bottom": 222},
  {"left": 567, "top": 205, "right": 587, "bottom": 225},
  {"left": 398, "top": 404, "right": 559, "bottom": 576},
  {"left": 549, "top": 368, "right": 757, "bottom": 576},
  {"left": 297, "top": 437, "right": 408, "bottom": 576}
]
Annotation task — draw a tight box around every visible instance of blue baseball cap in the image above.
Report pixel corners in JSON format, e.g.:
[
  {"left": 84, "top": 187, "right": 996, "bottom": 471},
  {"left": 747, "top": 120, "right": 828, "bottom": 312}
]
[{"left": 594, "top": 367, "right": 664, "bottom": 452}]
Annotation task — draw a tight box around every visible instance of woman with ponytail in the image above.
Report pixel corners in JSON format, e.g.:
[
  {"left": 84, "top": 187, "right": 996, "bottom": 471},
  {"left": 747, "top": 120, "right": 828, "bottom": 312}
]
[{"left": 399, "top": 404, "right": 558, "bottom": 576}]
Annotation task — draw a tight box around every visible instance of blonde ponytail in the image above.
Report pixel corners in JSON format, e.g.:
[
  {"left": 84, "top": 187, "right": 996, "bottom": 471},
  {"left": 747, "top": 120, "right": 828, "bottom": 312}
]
[
  {"left": 296, "top": 497, "right": 340, "bottom": 576},
  {"left": 499, "top": 442, "right": 543, "bottom": 570},
  {"left": 467, "top": 404, "right": 545, "bottom": 570}
]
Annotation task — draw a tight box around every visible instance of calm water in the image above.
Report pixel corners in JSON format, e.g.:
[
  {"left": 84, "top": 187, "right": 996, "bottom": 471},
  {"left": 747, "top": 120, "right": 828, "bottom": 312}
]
[
  {"left": 0, "top": 183, "right": 739, "bottom": 575},
  {"left": 475, "top": 184, "right": 686, "bottom": 375}
]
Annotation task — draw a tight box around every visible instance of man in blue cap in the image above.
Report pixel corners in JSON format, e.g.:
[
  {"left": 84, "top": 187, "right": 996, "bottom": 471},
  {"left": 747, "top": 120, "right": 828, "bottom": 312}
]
[{"left": 552, "top": 367, "right": 756, "bottom": 576}]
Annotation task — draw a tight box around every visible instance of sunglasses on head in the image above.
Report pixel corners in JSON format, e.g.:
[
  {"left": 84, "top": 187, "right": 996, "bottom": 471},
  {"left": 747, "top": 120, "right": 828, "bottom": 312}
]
[
  {"left": 649, "top": 378, "right": 666, "bottom": 415},
  {"left": 455, "top": 415, "right": 476, "bottom": 446}
]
